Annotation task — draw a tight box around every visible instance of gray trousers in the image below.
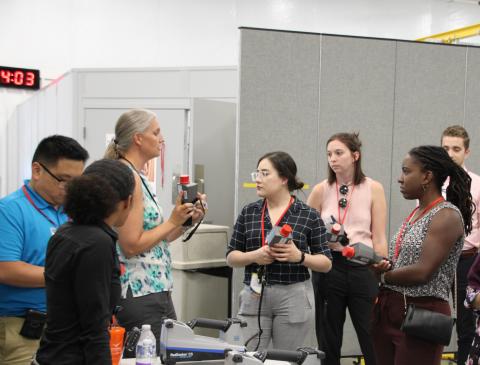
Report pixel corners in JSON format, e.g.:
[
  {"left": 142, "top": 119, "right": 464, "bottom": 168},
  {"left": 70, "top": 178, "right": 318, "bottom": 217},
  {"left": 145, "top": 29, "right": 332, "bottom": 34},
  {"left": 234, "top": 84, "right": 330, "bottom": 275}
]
[{"left": 238, "top": 281, "right": 314, "bottom": 351}]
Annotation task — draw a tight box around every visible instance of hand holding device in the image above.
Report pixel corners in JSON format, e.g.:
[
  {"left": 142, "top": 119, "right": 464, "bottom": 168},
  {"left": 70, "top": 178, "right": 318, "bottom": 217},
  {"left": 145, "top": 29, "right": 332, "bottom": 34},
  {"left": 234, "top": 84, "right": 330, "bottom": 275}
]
[
  {"left": 266, "top": 224, "right": 292, "bottom": 246},
  {"left": 325, "top": 215, "right": 349, "bottom": 251},
  {"left": 342, "top": 242, "right": 392, "bottom": 267},
  {"left": 253, "top": 245, "right": 275, "bottom": 265},
  {"left": 169, "top": 191, "right": 194, "bottom": 227},
  {"left": 178, "top": 175, "right": 198, "bottom": 226}
]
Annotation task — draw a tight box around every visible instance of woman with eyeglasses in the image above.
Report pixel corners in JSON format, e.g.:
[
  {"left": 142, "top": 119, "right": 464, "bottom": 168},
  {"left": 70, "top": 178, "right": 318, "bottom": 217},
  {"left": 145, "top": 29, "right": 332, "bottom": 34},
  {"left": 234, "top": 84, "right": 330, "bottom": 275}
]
[
  {"left": 227, "top": 151, "right": 332, "bottom": 351},
  {"left": 104, "top": 109, "right": 206, "bottom": 355},
  {"left": 307, "top": 132, "right": 388, "bottom": 365}
]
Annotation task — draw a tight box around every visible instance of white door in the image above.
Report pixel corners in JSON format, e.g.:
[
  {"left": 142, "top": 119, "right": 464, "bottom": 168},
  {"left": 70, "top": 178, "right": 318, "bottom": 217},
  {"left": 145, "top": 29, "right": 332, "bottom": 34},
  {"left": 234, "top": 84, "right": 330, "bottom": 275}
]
[
  {"left": 192, "top": 99, "right": 236, "bottom": 227},
  {"left": 83, "top": 108, "right": 189, "bottom": 218}
]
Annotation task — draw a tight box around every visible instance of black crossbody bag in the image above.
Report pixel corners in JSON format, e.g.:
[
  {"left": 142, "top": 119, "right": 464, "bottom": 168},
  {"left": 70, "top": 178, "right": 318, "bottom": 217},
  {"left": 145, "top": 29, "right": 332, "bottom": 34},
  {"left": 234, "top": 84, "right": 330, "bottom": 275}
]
[{"left": 400, "top": 275, "right": 455, "bottom": 346}]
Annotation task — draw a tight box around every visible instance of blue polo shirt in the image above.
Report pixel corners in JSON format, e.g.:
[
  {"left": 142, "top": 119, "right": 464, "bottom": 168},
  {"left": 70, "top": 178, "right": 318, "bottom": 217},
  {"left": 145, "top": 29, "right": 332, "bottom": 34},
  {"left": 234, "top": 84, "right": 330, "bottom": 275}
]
[{"left": 0, "top": 180, "right": 68, "bottom": 316}]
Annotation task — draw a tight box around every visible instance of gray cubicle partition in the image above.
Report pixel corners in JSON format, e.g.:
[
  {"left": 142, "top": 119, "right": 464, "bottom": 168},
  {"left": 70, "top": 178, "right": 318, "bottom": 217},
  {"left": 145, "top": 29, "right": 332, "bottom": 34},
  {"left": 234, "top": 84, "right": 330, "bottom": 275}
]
[{"left": 237, "top": 27, "right": 480, "bottom": 356}]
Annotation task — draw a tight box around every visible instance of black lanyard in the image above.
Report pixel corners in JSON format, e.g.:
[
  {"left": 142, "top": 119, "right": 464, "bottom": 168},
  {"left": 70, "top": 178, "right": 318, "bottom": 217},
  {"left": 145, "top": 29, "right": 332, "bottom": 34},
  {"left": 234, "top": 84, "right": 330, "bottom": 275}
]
[
  {"left": 121, "top": 156, "right": 204, "bottom": 242},
  {"left": 22, "top": 185, "right": 59, "bottom": 228},
  {"left": 121, "top": 157, "right": 160, "bottom": 211}
]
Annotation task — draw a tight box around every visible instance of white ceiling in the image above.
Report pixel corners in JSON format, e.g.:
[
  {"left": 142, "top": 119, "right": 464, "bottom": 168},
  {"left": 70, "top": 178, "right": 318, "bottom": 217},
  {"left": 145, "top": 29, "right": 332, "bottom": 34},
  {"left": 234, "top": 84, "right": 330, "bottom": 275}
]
[{"left": 236, "top": 0, "right": 480, "bottom": 42}]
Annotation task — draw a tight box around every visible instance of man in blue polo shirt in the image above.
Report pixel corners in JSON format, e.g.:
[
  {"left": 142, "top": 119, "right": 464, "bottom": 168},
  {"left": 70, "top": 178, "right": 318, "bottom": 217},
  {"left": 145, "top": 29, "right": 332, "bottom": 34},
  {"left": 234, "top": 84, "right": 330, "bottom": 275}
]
[{"left": 0, "top": 135, "right": 89, "bottom": 365}]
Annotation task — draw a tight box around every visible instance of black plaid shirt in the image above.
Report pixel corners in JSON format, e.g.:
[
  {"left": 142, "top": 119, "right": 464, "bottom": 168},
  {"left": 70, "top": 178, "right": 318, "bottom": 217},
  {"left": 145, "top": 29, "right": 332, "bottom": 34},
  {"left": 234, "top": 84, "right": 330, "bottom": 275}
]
[{"left": 227, "top": 197, "right": 331, "bottom": 285}]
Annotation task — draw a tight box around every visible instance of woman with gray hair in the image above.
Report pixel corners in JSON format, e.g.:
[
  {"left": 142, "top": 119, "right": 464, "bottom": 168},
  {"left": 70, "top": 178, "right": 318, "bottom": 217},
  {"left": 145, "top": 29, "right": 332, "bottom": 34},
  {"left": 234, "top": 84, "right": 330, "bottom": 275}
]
[{"left": 105, "top": 109, "right": 206, "bottom": 354}]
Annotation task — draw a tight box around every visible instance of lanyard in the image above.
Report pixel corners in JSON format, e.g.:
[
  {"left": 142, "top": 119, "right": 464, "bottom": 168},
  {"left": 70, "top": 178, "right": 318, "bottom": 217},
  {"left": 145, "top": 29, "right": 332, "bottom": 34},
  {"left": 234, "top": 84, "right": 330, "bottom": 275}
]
[
  {"left": 22, "top": 185, "right": 59, "bottom": 228},
  {"left": 121, "top": 157, "right": 160, "bottom": 211},
  {"left": 335, "top": 181, "right": 355, "bottom": 225},
  {"left": 260, "top": 196, "right": 294, "bottom": 247},
  {"left": 393, "top": 196, "right": 445, "bottom": 261}
]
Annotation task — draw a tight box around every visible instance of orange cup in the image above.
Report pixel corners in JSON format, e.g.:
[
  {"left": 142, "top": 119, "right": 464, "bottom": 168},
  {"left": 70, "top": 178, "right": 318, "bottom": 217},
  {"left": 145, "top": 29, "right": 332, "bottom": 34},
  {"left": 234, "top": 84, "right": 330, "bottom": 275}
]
[{"left": 109, "top": 325, "right": 125, "bottom": 365}]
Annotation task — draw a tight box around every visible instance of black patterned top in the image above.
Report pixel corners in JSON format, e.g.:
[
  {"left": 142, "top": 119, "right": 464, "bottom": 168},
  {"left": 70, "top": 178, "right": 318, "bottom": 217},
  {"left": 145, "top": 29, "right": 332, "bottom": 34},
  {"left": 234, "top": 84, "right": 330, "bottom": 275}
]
[
  {"left": 385, "top": 201, "right": 464, "bottom": 301},
  {"left": 228, "top": 197, "right": 332, "bottom": 285}
]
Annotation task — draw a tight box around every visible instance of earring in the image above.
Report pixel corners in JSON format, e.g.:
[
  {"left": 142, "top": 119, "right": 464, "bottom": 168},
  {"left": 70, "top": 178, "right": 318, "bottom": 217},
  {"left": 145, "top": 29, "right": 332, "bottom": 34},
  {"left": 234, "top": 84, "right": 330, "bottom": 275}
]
[{"left": 422, "top": 184, "right": 428, "bottom": 192}]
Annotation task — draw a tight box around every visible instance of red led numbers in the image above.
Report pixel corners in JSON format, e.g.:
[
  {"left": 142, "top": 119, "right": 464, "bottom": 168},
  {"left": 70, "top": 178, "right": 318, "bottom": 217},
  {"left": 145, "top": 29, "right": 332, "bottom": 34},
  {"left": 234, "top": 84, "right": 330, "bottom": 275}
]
[
  {"left": 25, "top": 72, "right": 35, "bottom": 86},
  {"left": 14, "top": 71, "right": 24, "bottom": 85},
  {"left": 0, "top": 70, "right": 10, "bottom": 84},
  {"left": 0, "top": 66, "right": 40, "bottom": 90}
]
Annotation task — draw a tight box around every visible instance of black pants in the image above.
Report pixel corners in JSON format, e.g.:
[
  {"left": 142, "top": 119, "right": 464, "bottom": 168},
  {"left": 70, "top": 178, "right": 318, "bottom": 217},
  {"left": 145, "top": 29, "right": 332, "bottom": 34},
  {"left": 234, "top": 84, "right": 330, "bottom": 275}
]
[
  {"left": 116, "top": 287, "right": 177, "bottom": 356},
  {"left": 313, "top": 253, "right": 378, "bottom": 365},
  {"left": 455, "top": 253, "right": 477, "bottom": 365}
]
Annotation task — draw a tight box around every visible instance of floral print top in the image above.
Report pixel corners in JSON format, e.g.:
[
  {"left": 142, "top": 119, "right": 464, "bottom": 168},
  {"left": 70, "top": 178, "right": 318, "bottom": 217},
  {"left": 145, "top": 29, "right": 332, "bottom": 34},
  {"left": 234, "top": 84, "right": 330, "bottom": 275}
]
[
  {"left": 465, "top": 287, "right": 480, "bottom": 313},
  {"left": 465, "top": 286, "right": 480, "bottom": 364},
  {"left": 465, "top": 287, "right": 480, "bottom": 332},
  {"left": 117, "top": 172, "right": 173, "bottom": 298}
]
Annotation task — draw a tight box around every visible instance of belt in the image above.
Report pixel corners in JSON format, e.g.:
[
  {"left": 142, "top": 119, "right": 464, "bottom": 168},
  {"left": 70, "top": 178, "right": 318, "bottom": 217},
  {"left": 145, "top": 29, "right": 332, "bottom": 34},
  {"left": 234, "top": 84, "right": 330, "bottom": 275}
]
[
  {"left": 379, "top": 287, "right": 447, "bottom": 303},
  {"left": 461, "top": 247, "right": 478, "bottom": 258}
]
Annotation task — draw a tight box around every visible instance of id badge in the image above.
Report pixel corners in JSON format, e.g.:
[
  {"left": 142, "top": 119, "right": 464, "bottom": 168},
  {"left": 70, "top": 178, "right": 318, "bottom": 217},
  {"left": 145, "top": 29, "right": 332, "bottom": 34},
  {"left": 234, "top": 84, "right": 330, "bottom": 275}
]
[{"left": 249, "top": 273, "right": 262, "bottom": 294}]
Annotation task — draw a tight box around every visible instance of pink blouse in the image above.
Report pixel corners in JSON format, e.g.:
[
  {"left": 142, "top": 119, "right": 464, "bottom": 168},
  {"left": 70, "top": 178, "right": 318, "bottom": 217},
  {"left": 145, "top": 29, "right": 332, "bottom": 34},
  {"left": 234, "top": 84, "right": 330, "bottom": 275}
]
[{"left": 320, "top": 177, "right": 373, "bottom": 248}]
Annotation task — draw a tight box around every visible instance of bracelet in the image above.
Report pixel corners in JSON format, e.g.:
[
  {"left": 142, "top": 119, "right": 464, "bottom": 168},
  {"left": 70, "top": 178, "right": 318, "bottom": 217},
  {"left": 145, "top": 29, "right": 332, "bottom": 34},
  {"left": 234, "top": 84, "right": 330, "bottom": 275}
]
[
  {"left": 297, "top": 251, "right": 306, "bottom": 265},
  {"left": 380, "top": 272, "right": 386, "bottom": 285}
]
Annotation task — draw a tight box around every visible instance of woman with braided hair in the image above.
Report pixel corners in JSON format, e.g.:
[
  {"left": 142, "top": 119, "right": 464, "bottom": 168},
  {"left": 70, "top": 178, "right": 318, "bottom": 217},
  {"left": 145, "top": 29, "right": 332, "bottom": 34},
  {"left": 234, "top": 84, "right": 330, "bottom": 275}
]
[{"left": 372, "top": 145, "right": 474, "bottom": 365}]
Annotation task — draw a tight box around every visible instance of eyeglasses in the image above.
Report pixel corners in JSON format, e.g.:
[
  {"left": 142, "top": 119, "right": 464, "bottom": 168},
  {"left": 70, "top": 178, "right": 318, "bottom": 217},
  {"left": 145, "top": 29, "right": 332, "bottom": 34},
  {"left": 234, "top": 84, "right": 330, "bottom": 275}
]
[
  {"left": 38, "top": 162, "right": 67, "bottom": 185},
  {"left": 338, "top": 184, "right": 349, "bottom": 208},
  {"left": 251, "top": 170, "right": 270, "bottom": 182}
]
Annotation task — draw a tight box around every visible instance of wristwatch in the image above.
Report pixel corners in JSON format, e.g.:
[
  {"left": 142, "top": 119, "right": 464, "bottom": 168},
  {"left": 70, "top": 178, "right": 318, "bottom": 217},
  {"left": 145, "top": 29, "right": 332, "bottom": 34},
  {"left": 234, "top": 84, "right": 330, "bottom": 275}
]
[{"left": 298, "top": 251, "right": 306, "bottom": 265}]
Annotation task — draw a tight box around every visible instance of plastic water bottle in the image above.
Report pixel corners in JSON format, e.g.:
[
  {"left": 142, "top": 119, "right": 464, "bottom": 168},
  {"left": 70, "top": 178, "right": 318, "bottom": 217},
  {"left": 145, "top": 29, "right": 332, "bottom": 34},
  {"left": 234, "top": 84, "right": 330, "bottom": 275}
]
[
  {"left": 136, "top": 338, "right": 155, "bottom": 365},
  {"left": 136, "top": 324, "right": 156, "bottom": 365}
]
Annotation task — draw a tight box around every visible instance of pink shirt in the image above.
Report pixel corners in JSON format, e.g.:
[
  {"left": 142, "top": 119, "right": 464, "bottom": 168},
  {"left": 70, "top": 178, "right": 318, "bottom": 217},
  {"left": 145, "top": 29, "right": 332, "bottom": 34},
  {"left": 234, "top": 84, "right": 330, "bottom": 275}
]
[
  {"left": 443, "top": 168, "right": 480, "bottom": 250},
  {"left": 320, "top": 177, "right": 373, "bottom": 248}
]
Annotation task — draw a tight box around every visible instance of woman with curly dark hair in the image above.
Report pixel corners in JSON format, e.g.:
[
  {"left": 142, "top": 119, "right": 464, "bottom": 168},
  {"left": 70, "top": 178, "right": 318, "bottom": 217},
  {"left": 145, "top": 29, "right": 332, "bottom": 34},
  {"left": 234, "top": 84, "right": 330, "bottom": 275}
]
[{"left": 34, "top": 159, "right": 135, "bottom": 365}]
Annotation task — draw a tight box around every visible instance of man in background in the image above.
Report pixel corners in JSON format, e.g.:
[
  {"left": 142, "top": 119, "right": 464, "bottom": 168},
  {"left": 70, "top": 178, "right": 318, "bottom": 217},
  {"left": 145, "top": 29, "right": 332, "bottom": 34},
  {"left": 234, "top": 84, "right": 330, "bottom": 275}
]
[
  {"left": 441, "top": 125, "right": 480, "bottom": 365},
  {"left": 0, "top": 135, "right": 88, "bottom": 365}
]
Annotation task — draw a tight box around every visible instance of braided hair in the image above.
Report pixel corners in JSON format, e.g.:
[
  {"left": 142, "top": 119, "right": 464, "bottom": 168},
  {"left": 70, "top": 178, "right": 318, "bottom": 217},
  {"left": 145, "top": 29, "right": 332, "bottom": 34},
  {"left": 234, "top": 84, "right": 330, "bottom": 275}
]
[{"left": 409, "top": 145, "right": 474, "bottom": 235}]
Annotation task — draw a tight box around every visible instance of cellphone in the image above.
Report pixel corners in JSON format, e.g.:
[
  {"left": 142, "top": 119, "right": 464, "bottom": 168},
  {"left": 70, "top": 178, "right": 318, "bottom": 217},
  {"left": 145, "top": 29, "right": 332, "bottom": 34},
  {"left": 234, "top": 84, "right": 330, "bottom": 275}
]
[
  {"left": 20, "top": 309, "right": 46, "bottom": 339},
  {"left": 123, "top": 326, "right": 141, "bottom": 358}
]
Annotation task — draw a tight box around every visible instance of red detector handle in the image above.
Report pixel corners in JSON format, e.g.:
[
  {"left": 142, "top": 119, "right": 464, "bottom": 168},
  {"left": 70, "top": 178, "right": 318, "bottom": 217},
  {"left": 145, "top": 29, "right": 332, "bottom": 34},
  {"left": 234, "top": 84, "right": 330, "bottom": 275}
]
[
  {"left": 280, "top": 224, "right": 293, "bottom": 237},
  {"left": 342, "top": 246, "right": 355, "bottom": 258}
]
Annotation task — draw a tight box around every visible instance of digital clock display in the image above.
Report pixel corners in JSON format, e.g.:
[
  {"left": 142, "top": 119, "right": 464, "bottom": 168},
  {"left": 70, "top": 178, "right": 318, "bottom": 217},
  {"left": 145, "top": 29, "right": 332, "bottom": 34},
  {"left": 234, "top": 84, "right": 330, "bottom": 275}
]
[{"left": 0, "top": 66, "right": 40, "bottom": 90}]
